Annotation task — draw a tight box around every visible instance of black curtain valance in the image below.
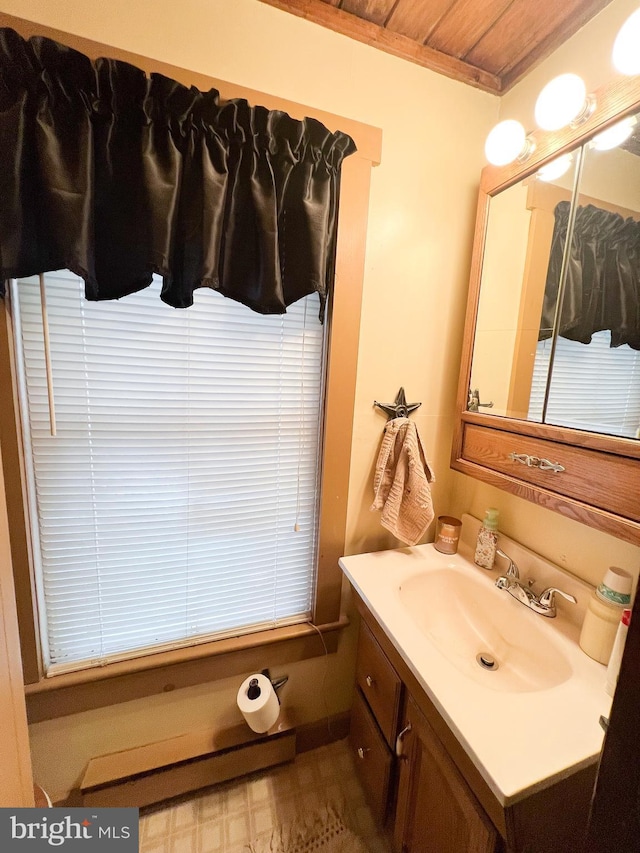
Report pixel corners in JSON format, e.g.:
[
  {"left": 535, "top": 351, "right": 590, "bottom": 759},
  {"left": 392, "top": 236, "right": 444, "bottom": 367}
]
[
  {"left": 0, "top": 28, "right": 356, "bottom": 318},
  {"left": 540, "top": 200, "right": 640, "bottom": 350}
]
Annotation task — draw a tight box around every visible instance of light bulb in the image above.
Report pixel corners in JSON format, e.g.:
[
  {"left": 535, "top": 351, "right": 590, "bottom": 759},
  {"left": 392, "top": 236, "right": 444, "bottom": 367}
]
[
  {"left": 613, "top": 8, "right": 640, "bottom": 75},
  {"left": 536, "top": 153, "right": 573, "bottom": 182},
  {"left": 591, "top": 116, "right": 637, "bottom": 151},
  {"left": 535, "top": 74, "right": 588, "bottom": 131},
  {"left": 484, "top": 120, "right": 527, "bottom": 166}
]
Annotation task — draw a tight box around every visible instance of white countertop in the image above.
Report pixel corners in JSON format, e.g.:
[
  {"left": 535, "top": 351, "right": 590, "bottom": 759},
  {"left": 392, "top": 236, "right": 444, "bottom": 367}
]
[{"left": 339, "top": 516, "right": 612, "bottom": 806}]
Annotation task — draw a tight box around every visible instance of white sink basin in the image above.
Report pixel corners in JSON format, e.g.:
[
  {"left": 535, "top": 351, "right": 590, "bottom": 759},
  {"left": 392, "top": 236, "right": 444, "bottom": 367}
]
[
  {"left": 399, "top": 568, "right": 573, "bottom": 692},
  {"left": 339, "top": 518, "right": 610, "bottom": 805}
]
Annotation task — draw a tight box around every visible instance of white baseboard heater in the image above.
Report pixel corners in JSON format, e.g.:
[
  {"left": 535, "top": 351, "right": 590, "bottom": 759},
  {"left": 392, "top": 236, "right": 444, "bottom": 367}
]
[{"left": 80, "top": 716, "right": 296, "bottom": 809}]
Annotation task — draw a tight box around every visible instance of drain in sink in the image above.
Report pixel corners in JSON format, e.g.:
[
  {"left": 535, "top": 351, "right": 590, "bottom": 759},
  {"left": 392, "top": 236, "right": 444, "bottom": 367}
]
[{"left": 476, "top": 652, "right": 499, "bottom": 671}]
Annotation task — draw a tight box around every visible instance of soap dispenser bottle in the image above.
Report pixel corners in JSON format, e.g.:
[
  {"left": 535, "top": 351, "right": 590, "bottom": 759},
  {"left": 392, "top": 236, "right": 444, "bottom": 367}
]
[{"left": 474, "top": 508, "right": 499, "bottom": 569}]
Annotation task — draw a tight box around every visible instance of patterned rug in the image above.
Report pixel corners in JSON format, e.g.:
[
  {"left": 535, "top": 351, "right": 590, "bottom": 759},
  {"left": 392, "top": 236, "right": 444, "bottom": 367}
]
[{"left": 247, "top": 805, "right": 370, "bottom": 853}]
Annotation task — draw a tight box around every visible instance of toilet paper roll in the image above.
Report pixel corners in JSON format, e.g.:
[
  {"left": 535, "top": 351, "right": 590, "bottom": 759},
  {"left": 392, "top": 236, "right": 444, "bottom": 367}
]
[{"left": 237, "top": 673, "right": 280, "bottom": 733}]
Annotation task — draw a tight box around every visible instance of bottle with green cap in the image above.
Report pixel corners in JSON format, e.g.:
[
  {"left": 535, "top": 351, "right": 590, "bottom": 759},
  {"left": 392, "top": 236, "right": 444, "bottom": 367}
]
[{"left": 474, "top": 508, "right": 499, "bottom": 569}]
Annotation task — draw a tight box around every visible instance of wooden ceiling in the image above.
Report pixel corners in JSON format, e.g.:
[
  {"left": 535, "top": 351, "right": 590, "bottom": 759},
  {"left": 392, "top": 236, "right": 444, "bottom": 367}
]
[{"left": 260, "top": 0, "right": 615, "bottom": 94}]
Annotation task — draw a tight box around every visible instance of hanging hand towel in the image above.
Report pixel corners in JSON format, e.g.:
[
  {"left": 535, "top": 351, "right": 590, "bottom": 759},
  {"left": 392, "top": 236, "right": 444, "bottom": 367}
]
[{"left": 371, "top": 417, "right": 435, "bottom": 546}]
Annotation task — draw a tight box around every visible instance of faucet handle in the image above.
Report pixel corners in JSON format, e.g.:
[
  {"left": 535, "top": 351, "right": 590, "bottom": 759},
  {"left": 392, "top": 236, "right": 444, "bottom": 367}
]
[
  {"left": 495, "top": 549, "right": 520, "bottom": 578},
  {"left": 538, "top": 587, "right": 577, "bottom": 609}
]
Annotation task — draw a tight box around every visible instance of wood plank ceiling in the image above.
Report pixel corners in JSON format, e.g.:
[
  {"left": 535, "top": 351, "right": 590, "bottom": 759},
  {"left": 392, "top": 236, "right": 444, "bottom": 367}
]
[{"left": 259, "top": 0, "right": 615, "bottom": 93}]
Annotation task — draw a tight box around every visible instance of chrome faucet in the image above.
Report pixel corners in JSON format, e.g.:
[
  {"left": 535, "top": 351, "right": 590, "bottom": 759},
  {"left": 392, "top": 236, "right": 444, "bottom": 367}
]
[
  {"left": 495, "top": 548, "right": 520, "bottom": 580},
  {"left": 494, "top": 549, "right": 577, "bottom": 618}
]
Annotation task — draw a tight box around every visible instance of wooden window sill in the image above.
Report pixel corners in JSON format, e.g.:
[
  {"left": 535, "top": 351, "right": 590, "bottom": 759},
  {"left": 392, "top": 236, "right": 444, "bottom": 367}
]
[{"left": 25, "top": 618, "right": 347, "bottom": 723}]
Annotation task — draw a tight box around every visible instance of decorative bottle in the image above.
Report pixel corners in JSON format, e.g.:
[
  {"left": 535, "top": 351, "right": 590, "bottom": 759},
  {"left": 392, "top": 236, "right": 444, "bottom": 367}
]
[{"left": 474, "top": 508, "right": 499, "bottom": 569}]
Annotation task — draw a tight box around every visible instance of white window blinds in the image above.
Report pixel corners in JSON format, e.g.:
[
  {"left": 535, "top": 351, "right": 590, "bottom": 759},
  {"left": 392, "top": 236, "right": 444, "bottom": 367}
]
[
  {"left": 12, "top": 272, "right": 325, "bottom": 675},
  {"left": 528, "top": 331, "right": 640, "bottom": 438}
]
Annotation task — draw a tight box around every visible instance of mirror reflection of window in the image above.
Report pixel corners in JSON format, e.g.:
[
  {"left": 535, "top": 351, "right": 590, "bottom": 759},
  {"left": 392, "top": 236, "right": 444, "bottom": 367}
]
[
  {"left": 539, "top": 109, "right": 640, "bottom": 438},
  {"left": 528, "top": 331, "right": 640, "bottom": 438}
]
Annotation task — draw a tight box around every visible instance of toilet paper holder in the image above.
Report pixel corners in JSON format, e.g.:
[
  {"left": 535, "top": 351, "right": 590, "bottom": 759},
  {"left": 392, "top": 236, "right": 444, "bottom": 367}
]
[{"left": 261, "top": 668, "right": 288, "bottom": 702}]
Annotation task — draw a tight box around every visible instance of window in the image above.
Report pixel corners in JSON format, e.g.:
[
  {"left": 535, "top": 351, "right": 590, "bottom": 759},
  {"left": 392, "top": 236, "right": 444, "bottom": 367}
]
[
  {"left": 12, "top": 272, "right": 325, "bottom": 676},
  {"left": 528, "top": 330, "right": 640, "bottom": 437}
]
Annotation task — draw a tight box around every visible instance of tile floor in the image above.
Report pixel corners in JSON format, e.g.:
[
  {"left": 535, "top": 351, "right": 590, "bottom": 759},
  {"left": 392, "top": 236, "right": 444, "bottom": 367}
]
[{"left": 139, "top": 738, "right": 392, "bottom": 853}]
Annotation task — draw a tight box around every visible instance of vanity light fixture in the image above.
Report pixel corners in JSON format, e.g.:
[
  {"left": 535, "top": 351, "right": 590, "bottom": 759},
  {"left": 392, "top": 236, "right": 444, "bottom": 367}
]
[
  {"left": 613, "top": 7, "right": 640, "bottom": 75},
  {"left": 484, "top": 119, "right": 536, "bottom": 166},
  {"left": 591, "top": 115, "right": 637, "bottom": 151},
  {"left": 536, "top": 152, "right": 573, "bottom": 182},
  {"left": 534, "top": 73, "right": 595, "bottom": 131}
]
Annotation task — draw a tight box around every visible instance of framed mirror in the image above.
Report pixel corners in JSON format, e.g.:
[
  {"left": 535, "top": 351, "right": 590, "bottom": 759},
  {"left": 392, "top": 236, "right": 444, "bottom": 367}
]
[
  {"left": 469, "top": 150, "right": 580, "bottom": 422},
  {"left": 452, "top": 73, "right": 640, "bottom": 546}
]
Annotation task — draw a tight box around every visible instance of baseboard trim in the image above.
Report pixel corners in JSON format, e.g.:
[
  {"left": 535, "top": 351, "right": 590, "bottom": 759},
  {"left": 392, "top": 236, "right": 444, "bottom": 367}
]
[
  {"left": 69, "top": 710, "right": 351, "bottom": 809},
  {"left": 82, "top": 730, "right": 296, "bottom": 808}
]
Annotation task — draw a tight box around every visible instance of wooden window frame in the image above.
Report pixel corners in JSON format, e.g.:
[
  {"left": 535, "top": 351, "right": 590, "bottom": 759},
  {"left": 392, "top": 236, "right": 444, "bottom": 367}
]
[{"left": 0, "top": 12, "right": 381, "bottom": 724}]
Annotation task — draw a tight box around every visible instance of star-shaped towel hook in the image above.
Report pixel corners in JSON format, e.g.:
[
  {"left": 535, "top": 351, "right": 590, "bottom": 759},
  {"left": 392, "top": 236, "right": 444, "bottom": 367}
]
[{"left": 373, "top": 387, "right": 422, "bottom": 420}]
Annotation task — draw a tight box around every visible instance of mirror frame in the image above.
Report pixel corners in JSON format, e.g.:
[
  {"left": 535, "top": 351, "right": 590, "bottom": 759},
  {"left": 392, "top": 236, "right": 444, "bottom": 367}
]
[{"left": 452, "top": 71, "right": 640, "bottom": 546}]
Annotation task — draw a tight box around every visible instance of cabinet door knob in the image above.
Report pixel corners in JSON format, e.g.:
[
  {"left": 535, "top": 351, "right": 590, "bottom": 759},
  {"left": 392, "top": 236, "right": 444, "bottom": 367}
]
[
  {"left": 365, "top": 675, "right": 374, "bottom": 687},
  {"left": 395, "top": 722, "right": 412, "bottom": 757},
  {"left": 357, "top": 746, "right": 369, "bottom": 759}
]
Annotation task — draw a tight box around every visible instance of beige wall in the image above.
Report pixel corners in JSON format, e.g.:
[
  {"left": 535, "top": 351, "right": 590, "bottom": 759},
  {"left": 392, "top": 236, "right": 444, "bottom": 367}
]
[
  {"left": 579, "top": 146, "right": 640, "bottom": 212},
  {"left": 1, "top": 0, "right": 497, "bottom": 799},
  {"left": 451, "top": 0, "right": 640, "bottom": 587}
]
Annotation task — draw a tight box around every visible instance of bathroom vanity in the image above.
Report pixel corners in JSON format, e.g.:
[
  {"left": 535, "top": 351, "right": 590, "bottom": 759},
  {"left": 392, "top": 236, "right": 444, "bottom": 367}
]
[{"left": 340, "top": 518, "right": 610, "bottom": 853}]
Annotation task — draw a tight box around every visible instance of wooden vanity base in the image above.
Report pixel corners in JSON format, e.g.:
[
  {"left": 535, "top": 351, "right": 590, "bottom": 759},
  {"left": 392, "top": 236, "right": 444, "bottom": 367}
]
[{"left": 349, "top": 591, "right": 597, "bottom": 853}]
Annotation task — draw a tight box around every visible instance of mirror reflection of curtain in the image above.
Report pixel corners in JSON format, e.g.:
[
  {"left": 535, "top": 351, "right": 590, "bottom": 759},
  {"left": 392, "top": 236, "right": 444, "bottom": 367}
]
[
  {"left": 0, "top": 28, "right": 356, "bottom": 320},
  {"left": 539, "top": 201, "right": 640, "bottom": 350}
]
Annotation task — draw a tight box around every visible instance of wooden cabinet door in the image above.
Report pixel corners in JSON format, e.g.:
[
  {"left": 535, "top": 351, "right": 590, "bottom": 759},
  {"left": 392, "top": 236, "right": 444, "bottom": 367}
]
[
  {"left": 355, "top": 620, "right": 403, "bottom": 748},
  {"left": 349, "top": 688, "right": 393, "bottom": 825},
  {"left": 394, "top": 697, "right": 497, "bottom": 853}
]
